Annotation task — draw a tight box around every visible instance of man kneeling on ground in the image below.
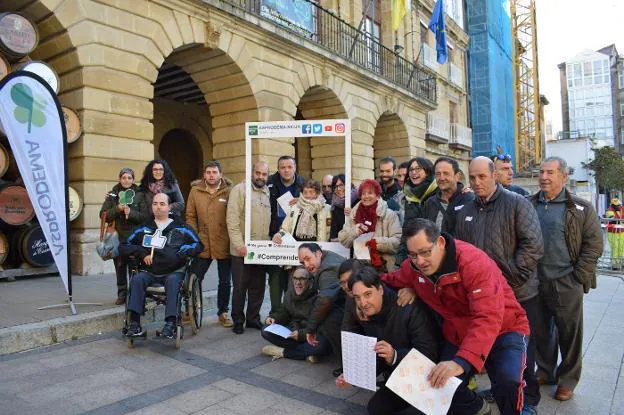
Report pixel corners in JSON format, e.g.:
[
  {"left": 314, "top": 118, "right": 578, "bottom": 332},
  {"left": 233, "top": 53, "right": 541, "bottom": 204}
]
[
  {"left": 261, "top": 267, "right": 332, "bottom": 363},
  {"left": 336, "top": 265, "right": 441, "bottom": 415},
  {"left": 121, "top": 193, "right": 203, "bottom": 338}
]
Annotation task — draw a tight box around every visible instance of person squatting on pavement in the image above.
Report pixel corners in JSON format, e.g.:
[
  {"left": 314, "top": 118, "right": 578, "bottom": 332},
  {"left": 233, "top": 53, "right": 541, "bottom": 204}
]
[
  {"left": 121, "top": 193, "right": 203, "bottom": 339},
  {"left": 529, "top": 156, "right": 603, "bottom": 402},
  {"left": 227, "top": 162, "right": 272, "bottom": 335},
  {"left": 267, "top": 156, "right": 306, "bottom": 314},
  {"left": 337, "top": 265, "right": 441, "bottom": 415},
  {"left": 186, "top": 160, "right": 234, "bottom": 328},
  {"left": 383, "top": 218, "right": 530, "bottom": 415},
  {"left": 455, "top": 156, "right": 544, "bottom": 413},
  {"left": 260, "top": 267, "right": 332, "bottom": 363}
]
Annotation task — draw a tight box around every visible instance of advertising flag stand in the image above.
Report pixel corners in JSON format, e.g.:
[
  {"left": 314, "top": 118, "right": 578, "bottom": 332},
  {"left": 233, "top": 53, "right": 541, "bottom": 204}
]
[{"left": 0, "top": 71, "right": 101, "bottom": 315}]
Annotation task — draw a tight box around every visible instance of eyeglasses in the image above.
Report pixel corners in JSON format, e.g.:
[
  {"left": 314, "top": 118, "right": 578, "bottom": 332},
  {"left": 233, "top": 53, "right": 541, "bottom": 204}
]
[
  {"left": 334, "top": 184, "right": 345, "bottom": 190},
  {"left": 407, "top": 242, "right": 436, "bottom": 259},
  {"left": 409, "top": 166, "right": 424, "bottom": 174},
  {"left": 496, "top": 154, "right": 512, "bottom": 162},
  {"left": 292, "top": 277, "right": 311, "bottom": 283},
  {"left": 322, "top": 185, "right": 332, "bottom": 189}
]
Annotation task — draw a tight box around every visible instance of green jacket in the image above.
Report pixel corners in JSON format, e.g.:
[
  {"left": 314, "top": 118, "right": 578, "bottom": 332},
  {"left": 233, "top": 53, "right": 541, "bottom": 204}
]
[{"left": 99, "top": 184, "right": 149, "bottom": 242}]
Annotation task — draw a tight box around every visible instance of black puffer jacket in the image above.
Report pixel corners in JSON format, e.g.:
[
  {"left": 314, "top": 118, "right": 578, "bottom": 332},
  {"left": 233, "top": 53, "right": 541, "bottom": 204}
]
[
  {"left": 455, "top": 184, "right": 544, "bottom": 302},
  {"left": 529, "top": 188, "right": 603, "bottom": 293},
  {"left": 422, "top": 183, "right": 475, "bottom": 236}
]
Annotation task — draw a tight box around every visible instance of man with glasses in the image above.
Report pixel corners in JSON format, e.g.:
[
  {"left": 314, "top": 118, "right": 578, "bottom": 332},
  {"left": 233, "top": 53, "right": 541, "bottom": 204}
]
[
  {"left": 382, "top": 218, "right": 529, "bottom": 414},
  {"left": 491, "top": 153, "right": 529, "bottom": 196},
  {"left": 456, "top": 156, "right": 543, "bottom": 414}
]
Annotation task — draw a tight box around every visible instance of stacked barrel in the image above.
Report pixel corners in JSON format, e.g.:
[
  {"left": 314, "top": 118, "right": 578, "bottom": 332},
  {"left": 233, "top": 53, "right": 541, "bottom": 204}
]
[{"left": 0, "top": 12, "right": 83, "bottom": 274}]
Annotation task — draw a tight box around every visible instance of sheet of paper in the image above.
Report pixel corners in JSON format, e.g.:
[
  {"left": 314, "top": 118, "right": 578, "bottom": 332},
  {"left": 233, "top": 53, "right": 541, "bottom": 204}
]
[
  {"left": 386, "top": 349, "right": 461, "bottom": 415},
  {"left": 280, "top": 232, "right": 297, "bottom": 245},
  {"left": 277, "top": 191, "right": 294, "bottom": 215},
  {"left": 341, "top": 331, "right": 377, "bottom": 392},
  {"left": 264, "top": 324, "right": 293, "bottom": 339},
  {"left": 353, "top": 232, "right": 375, "bottom": 260}
]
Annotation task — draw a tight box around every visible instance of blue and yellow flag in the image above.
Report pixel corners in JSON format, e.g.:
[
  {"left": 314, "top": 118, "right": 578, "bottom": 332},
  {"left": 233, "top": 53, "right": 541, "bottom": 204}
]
[{"left": 428, "top": 0, "right": 448, "bottom": 64}]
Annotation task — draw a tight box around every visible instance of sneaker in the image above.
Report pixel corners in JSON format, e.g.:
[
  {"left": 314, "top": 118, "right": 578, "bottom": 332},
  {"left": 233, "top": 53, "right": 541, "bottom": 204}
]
[
  {"left": 245, "top": 319, "right": 263, "bottom": 330},
  {"left": 262, "top": 345, "right": 284, "bottom": 360},
  {"left": 161, "top": 322, "right": 176, "bottom": 339},
  {"left": 219, "top": 312, "right": 234, "bottom": 328},
  {"left": 233, "top": 323, "right": 244, "bottom": 334},
  {"left": 126, "top": 322, "right": 144, "bottom": 337},
  {"left": 306, "top": 355, "right": 319, "bottom": 364}
]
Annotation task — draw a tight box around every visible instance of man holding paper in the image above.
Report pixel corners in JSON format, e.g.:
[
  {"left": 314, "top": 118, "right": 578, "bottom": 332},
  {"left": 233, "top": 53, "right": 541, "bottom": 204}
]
[
  {"left": 382, "top": 219, "right": 530, "bottom": 415},
  {"left": 337, "top": 265, "right": 440, "bottom": 414},
  {"left": 260, "top": 267, "right": 331, "bottom": 362}
]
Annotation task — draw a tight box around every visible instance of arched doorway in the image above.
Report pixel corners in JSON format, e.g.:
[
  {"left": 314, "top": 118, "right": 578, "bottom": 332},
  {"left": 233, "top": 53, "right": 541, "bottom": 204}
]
[
  {"left": 373, "top": 112, "right": 410, "bottom": 169},
  {"left": 158, "top": 128, "right": 202, "bottom": 201}
]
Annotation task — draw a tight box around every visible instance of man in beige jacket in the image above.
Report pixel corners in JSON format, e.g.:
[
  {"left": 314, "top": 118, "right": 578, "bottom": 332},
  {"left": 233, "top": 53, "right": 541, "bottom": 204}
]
[
  {"left": 227, "top": 161, "right": 271, "bottom": 334},
  {"left": 186, "top": 160, "right": 234, "bottom": 327}
]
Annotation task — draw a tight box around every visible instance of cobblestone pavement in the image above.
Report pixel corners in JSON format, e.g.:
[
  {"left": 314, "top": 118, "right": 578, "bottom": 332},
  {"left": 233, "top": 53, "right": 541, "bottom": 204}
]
[{"left": 0, "top": 275, "right": 623, "bottom": 414}]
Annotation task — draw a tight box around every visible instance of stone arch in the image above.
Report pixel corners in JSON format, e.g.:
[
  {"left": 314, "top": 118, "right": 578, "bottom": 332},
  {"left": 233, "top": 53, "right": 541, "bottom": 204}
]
[
  {"left": 296, "top": 86, "right": 348, "bottom": 181},
  {"left": 373, "top": 112, "right": 411, "bottom": 169}
]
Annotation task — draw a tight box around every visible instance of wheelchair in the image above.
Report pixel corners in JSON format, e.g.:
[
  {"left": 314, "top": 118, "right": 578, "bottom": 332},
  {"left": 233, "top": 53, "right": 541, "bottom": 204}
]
[{"left": 122, "top": 257, "right": 203, "bottom": 349}]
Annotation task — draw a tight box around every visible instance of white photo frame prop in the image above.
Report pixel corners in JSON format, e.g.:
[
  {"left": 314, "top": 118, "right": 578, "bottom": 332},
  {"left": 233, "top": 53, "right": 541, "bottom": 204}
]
[{"left": 244, "top": 119, "right": 352, "bottom": 265}]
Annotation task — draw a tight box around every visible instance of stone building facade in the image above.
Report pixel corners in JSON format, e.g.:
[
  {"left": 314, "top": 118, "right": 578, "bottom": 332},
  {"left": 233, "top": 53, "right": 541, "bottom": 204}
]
[{"left": 2, "top": 0, "right": 471, "bottom": 275}]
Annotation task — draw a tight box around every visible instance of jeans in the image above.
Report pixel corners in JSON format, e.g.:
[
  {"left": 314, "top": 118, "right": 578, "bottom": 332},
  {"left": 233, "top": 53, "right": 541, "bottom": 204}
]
[
  {"left": 261, "top": 328, "right": 332, "bottom": 360},
  {"left": 193, "top": 257, "right": 232, "bottom": 315},
  {"left": 444, "top": 332, "right": 527, "bottom": 415},
  {"left": 519, "top": 296, "right": 540, "bottom": 407},
  {"left": 127, "top": 271, "right": 184, "bottom": 319}
]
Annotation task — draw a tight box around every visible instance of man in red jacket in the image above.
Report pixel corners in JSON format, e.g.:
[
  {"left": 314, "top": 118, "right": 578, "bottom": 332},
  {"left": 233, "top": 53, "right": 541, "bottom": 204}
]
[{"left": 382, "top": 218, "right": 530, "bottom": 415}]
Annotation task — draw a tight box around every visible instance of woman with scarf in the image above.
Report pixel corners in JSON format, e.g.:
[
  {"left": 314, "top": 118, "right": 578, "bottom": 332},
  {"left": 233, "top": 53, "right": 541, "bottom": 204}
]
[
  {"left": 100, "top": 167, "right": 149, "bottom": 304},
  {"left": 139, "top": 159, "right": 185, "bottom": 219},
  {"left": 329, "top": 174, "right": 359, "bottom": 241},
  {"left": 272, "top": 180, "right": 330, "bottom": 243},
  {"left": 338, "top": 180, "right": 401, "bottom": 272}
]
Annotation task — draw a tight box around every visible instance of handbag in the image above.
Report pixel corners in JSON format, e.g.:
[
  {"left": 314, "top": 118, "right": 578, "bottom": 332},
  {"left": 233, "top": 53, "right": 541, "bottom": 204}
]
[{"left": 96, "top": 211, "right": 120, "bottom": 261}]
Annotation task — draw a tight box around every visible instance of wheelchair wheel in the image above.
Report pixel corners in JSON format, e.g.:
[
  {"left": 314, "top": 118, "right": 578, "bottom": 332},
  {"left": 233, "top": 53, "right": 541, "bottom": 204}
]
[
  {"left": 188, "top": 273, "right": 203, "bottom": 334},
  {"left": 175, "top": 325, "right": 183, "bottom": 349}
]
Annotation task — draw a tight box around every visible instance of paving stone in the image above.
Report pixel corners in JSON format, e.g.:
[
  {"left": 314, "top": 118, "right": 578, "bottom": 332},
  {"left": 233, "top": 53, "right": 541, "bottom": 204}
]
[
  {"left": 164, "top": 385, "right": 234, "bottom": 413},
  {"left": 127, "top": 402, "right": 188, "bottom": 415}
]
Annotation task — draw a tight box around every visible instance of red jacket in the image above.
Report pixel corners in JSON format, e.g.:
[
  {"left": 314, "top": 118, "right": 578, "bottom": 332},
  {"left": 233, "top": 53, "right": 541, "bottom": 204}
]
[{"left": 381, "top": 237, "right": 529, "bottom": 372}]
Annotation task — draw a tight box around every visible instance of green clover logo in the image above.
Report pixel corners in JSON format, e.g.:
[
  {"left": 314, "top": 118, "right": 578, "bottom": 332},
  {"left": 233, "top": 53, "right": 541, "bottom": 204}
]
[
  {"left": 247, "top": 252, "right": 255, "bottom": 260},
  {"left": 118, "top": 189, "right": 135, "bottom": 205},
  {"left": 11, "top": 83, "right": 47, "bottom": 133}
]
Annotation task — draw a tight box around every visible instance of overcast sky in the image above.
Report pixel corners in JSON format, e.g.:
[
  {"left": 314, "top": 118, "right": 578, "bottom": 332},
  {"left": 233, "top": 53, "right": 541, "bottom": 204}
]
[{"left": 536, "top": 0, "right": 623, "bottom": 134}]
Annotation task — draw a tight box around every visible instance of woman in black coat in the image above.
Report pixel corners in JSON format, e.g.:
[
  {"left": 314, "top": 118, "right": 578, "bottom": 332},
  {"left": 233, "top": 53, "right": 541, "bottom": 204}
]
[
  {"left": 328, "top": 174, "right": 358, "bottom": 241},
  {"left": 139, "top": 159, "right": 185, "bottom": 219}
]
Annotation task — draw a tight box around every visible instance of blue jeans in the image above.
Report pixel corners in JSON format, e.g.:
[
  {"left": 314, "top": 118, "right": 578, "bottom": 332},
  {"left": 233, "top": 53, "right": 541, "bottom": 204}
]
[
  {"left": 193, "top": 258, "right": 232, "bottom": 315},
  {"left": 261, "top": 327, "right": 332, "bottom": 360},
  {"left": 445, "top": 332, "right": 527, "bottom": 415},
  {"left": 128, "top": 271, "right": 184, "bottom": 319}
]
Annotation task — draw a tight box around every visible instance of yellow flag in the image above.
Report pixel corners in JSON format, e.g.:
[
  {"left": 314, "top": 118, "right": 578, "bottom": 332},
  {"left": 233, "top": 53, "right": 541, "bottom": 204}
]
[{"left": 392, "top": 0, "right": 408, "bottom": 31}]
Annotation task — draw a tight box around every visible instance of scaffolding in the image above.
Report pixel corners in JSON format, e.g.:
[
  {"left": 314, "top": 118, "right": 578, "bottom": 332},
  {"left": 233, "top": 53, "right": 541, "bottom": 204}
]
[{"left": 511, "top": 0, "right": 542, "bottom": 173}]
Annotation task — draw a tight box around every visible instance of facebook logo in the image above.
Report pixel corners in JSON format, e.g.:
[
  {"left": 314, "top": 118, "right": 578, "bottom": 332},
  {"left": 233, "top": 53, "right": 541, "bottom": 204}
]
[
  {"left": 302, "top": 124, "right": 311, "bottom": 134},
  {"left": 312, "top": 124, "right": 323, "bottom": 134}
]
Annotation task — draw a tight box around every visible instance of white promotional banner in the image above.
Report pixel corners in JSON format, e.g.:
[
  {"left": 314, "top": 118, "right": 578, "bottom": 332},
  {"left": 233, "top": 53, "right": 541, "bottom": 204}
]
[
  {"left": 244, "top": 119, "right": 352, "bottom": 265},
  {"left": 0, "top": 72, "right": 70, "bottom": 294}
]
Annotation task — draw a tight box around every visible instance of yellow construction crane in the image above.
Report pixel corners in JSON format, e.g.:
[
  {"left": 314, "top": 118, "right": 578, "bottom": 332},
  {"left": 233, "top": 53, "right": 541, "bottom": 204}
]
[{"left": 511, "top": 0, "right": 542, "bottom": 174}]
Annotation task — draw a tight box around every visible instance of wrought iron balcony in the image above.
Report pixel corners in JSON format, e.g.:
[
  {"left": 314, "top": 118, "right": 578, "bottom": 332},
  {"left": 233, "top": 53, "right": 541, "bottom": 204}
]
[{"left": 213, "top": 0, "right": 437, "bottom": 104}]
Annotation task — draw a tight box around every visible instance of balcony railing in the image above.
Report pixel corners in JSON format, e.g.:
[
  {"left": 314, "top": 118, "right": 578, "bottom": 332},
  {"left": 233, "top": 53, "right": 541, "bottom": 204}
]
[
  {"left": 449, "top": 63, "right": 463, "bottom": 89},
  {"left": 213, "top": 0, "right": 437, "bottom": 103},
  {"left": 450, "top": 123, "right": 472, "bottom": 149},
  {"left": 427, "top": 113, "right": 450, "bottom": 141}
]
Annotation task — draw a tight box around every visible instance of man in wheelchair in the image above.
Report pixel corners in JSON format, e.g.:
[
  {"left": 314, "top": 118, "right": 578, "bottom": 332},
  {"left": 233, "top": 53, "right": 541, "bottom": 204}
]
[{"left": 120, "top": 193, "right": 203, "bottom": 339}]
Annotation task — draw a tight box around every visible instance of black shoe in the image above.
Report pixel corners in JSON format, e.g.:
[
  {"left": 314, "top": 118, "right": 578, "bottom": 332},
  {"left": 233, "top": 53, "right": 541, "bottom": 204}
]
[
  {"left": 233, "top": 323, "right": 244, "bottom": 334},
  {"left": 162, "top": 322, "right": 176, "bottom": 339},
  {"left": 332, "top": 367, "right": 343, "bottom": 378},
  {"left": 126, "top": 322, "right": 144, "bottom": 337},
  {"left": 245, "top": 319, "right": 263, "bottom": 330}
]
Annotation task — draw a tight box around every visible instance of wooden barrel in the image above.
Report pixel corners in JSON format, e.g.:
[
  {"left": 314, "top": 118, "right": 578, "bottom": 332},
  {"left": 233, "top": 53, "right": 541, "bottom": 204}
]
[
  {"left": 0, "top": 53, "right": 9, "bottom": 81},
  {"left": 0, "top": 231, "right": 7, "bottom": 265},
  {"left": 17, "top": 60, "right": 59, "bottom": 93},
  {"left": 0, "top": 184, "right": 35, "bottom": 227},
  {"left": 62, "top": 107, "right": 82, "bottom": 143},
  {"left": 68, "top": 185, "right": 82, "bottom": 221},
  {"left": 0, "top": 13, "right": 39, "bottom": 62},
  {"left": 13, "top": 224, "right": 54, "bottom": 267},
  {"left": 0, "top": 143, "right": 9, "bottom": 178}
]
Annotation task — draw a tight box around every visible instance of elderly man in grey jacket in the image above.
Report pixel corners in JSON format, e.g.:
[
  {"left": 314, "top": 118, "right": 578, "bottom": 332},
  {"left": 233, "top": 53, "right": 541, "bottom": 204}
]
[{"left": 455, "top": 156, "right": 544, "bottom": 414}]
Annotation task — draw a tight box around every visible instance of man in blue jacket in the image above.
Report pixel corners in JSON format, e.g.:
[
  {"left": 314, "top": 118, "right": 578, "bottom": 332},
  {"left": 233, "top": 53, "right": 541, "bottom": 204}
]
[{"left": 121, "top": 193, "right": 203, "bottom": 338}]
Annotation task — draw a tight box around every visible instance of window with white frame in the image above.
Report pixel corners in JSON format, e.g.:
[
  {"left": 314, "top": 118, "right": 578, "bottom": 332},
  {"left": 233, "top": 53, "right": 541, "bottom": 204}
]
[{"left": 619, "top": 71, "right": 624, "bottom": 89}]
